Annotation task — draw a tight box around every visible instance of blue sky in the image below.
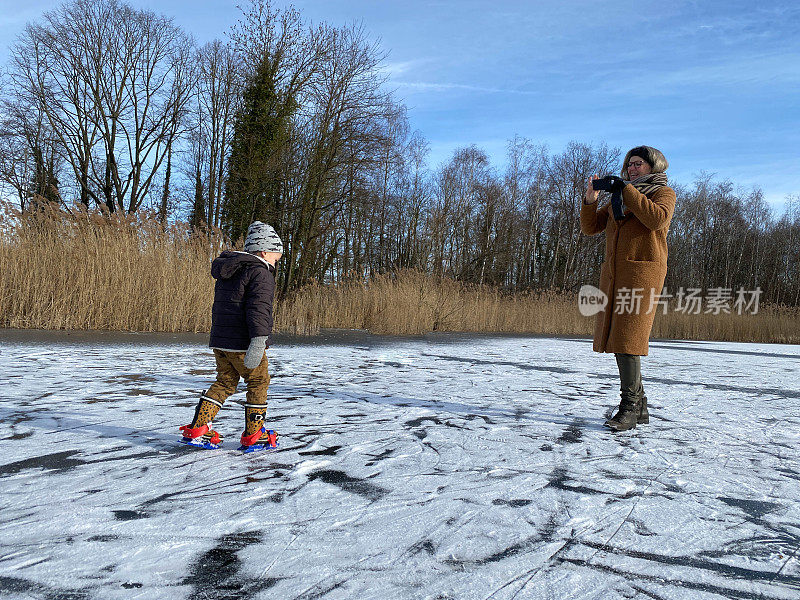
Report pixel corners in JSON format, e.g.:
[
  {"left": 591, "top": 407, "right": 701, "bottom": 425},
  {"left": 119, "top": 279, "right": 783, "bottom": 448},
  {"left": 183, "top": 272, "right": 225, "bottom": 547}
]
[{"left": 2, "top": 0, "right": 798, "bottom": 212}]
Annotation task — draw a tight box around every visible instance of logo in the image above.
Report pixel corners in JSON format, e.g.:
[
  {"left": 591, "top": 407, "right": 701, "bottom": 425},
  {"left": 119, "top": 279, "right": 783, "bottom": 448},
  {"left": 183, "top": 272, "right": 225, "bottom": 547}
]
[{"left": 578, "top": 285, "right": 608, "bottom": 317}]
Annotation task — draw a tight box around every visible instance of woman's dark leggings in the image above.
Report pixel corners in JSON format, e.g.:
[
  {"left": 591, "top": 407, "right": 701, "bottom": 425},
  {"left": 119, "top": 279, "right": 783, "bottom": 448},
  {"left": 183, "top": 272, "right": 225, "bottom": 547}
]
[{"left": 615, "top": 353, "right": 644, "bottom": 402}]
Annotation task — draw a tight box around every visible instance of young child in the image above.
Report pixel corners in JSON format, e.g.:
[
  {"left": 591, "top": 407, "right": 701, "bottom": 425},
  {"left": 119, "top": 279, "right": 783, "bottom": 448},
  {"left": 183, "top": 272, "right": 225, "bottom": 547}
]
[{"left": 180, "top": 221, "right": 283, "bottom": 450}]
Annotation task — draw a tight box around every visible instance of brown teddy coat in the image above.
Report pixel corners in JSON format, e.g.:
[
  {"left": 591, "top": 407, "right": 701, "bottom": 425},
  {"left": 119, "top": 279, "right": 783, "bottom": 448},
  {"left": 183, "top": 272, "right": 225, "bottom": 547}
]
[{"left": 581, "top": 184, "right": 676, "bottom": 355}]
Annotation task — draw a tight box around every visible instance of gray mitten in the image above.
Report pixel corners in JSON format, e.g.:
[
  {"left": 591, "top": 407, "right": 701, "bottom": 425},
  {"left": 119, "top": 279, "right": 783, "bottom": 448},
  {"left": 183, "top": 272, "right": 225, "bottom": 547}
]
[{"left": 243, "top": 336, "right": 268, "bottom": 369}]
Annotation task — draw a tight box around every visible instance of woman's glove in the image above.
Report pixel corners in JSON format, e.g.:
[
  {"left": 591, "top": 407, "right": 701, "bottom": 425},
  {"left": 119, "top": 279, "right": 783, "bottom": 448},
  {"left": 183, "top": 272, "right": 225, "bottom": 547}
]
[
  {"left": 244, "top": 336, "right": 268, "bottom": 369},
  {"left": 606, "top": 176, "right": 626, "bottom": 192}
]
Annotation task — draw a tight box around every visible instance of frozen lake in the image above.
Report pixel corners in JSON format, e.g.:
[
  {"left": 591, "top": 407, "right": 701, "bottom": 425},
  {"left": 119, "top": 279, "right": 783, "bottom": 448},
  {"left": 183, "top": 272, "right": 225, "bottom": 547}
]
[{"left": 1, "top": 330, "right": 799, "bottom": 599}]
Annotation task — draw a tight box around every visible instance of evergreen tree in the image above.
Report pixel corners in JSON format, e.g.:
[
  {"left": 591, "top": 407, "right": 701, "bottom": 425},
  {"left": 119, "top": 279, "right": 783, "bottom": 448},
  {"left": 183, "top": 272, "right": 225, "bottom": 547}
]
[{"left": 222, "top": 56, "right": 295, "bottom": 243}]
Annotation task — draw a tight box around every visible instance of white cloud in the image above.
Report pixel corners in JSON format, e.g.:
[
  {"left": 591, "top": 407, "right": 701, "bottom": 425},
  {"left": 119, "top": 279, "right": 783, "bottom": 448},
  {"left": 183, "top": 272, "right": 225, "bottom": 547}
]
[
  {"left": 393, "top": 81, "right": 539, "bottom": 96},
  {"left": 381, "top": 59, "right": 427, "bottom": 78}
]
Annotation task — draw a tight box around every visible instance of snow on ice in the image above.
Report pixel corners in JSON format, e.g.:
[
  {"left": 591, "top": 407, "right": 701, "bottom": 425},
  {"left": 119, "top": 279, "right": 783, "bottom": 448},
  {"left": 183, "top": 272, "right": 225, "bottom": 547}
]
[{"left": 0, "top": 331, "right": 798, "bottom": 599}]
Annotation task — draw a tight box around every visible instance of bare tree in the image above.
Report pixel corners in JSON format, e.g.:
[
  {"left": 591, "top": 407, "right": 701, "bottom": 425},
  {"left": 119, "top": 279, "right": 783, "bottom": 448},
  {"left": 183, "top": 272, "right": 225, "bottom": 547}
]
[
  {"left": 184, "top": 40, "right": 241, "bottom": 229},
  {"left": 504, "top": 137, "right": 549, "bottom": 289},
  {"left": 9, "top": 0, "right": 195, "bottom": 213},
  {"left": 544, "top": 141, "right": 618, "bottom": 289},
  {"left": 281, "top": 21, "right": 393, "bottom": 292},
  {"left": 0, "top": 95, "right": 61, "bottom": 210}
]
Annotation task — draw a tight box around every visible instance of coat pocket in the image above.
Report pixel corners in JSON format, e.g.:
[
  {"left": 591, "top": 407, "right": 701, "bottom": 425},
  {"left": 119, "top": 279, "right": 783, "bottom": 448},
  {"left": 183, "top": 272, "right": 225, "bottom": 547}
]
[{"left": 616, "top": 259, "right": 667, "bottom": 300}]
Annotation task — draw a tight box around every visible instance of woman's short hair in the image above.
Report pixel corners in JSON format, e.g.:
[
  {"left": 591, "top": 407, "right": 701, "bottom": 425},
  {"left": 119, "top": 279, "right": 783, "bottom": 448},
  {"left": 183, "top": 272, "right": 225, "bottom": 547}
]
[{"left": 621, "top": 146, "right": 668, "bottom": 177}]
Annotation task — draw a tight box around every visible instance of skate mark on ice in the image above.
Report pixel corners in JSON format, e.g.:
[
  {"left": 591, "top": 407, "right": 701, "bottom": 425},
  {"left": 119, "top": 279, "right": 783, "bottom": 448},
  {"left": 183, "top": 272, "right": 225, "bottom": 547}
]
[
  {"left": 630, "top": 518, "right": 658, "bottom": 536},
  {"left": 465, "top": 413, "right": 496, "bottom": 424},
  {"left": 113, "top": 373, "right": 157, "bottom": 384},
  {"left": 86, "top": 534, "right": 119, "bottom": 542},
  {"left": 628, "top": 583, "right": 671, "bottom": 600},
  {"left": 718, "top": 496, "right": 785, "bottom": 521},
  {"left": 648, "top": 342, "right": 800, "bottom": 360},
  {"left": 112, "top": 510, "right": 149, "bottom": 521},
  {"left": 406, "top": 416, "right": 446, "bottom": 440},
  {"left": 699, "top": 535, "right": 800, "bottom": 563},
  {"left": 492, "top": 498, "right": 533, "bottom": 508},
  {"left": 306, "top": 469, "right": 389, "bottom": 501},
  {"left": 446, "top": 535, "right": 542, "bottom": 567},
  {"left": 122, "top": 387, "right": 156, "bottom": 397},
  {"left": 556, "top": 418, "right": 584, "bottom": 444},
  {"left": 545, "top": 467, "right": 605, "bottom": 495},
  {"left": 139, "top": 463, "right": 293, "bottom": 508},
  {"left": 578, "top": 538, "right": 800, "bottom": 586},
  {"left": 297, "top": 445, "right": 344, "bottom": 457},
  {"left": 187, "top": 368, "right": 215, "bottom": 376},
  {"left": 558, "top": 558, "right": 791, "bottom": 600},
  {"left": 82, "top": 450, "right": 165, "bottom": 466},
  {"left": 561, "top": 541, "right": 800, "bottom": 598},
  {"left": 536, "top": 513, "right": 561, "bottom": 543},
  {"left": 483, "top": 537, "right": 581, "bottom": 599},
  {"left": 333, "top": 389, "right": 555, "bottom": 425},
  {"left": 258, "top": 492, "right": 284, "bottom": 503},
  {"left": 0, "top": 410, "right": 185, "bottom": 450},
  {"left": 775, "top": 467, "right": 800, "bottom": 482},
  {"left": 592, "top": 373, "right": 800, "bottom": 399},
  {"left": 364, "top": 448, "right": 395, "bottom": 467},
  {"left": 81, "top": 396, "right": 121, "bottom": 404},
  {"left": 1, "top": 429, "right": 34, "bottom": 441},
  {"left": 603, "top": 488, "right": 668, "bottom": 505},
  {"left": 421, "top": 353, "right": 572, "bottom": 374},
  {"left": 183, "top": 530, "right": 279, "bottom": 598},
  {"left": 409, "top": 538, "right": 437, "bottom": 556},
  {"left": 405, "top": 416, "right": 444, "bottom": 428},
  {"left": 293, "top": 577, "right": 347, "bottom": 599},
  {"left": 0, "top": 576, "right": 89, "bottom": 600},
  {"left": 447, "top": 514, "right": 561, "bottom": 568},
  {"left": 0, "top": 450, "right": 83, "bottom": 476}
]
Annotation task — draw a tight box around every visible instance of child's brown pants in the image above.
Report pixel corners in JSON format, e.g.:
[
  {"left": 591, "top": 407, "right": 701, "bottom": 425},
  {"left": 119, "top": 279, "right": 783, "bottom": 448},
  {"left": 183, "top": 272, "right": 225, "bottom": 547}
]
[
  {"left": 191, "top": 350, "right": 270, "bottom": 434},
  {"left": 206, "top": 349, "right": 270, "bottom": 405}
]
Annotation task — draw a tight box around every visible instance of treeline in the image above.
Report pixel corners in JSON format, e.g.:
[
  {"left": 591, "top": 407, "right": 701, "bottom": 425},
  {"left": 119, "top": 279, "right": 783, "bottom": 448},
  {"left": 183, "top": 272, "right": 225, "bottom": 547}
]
[{"left": 1, "top": 0, "right": 798, "bottom": 305}]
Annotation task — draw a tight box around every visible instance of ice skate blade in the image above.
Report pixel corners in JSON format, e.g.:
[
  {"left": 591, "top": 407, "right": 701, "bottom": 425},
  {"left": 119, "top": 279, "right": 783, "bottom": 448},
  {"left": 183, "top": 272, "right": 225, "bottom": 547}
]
[
  {"left": 179, "top": 437, "right": 222, "bottom": 450},
  {"left": 238, "top": 443, "right": 279, "bottom": 454}
]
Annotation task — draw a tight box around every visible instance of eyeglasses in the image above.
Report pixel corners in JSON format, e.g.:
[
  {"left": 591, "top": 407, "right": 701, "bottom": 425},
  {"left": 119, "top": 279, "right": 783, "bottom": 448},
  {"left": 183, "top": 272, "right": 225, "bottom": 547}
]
[{"left": 627, "top": 160, "right": 646, "bottom": 169}]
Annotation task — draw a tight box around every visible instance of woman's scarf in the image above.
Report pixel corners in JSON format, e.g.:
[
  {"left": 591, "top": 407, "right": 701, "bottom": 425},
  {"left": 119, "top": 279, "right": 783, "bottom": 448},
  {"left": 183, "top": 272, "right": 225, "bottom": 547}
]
[
  {"left": 602, "top": 172, "right": 668, "bottom": 219},
  {"left": 629, "top": 172, "right": 668, "bottom": 196}
]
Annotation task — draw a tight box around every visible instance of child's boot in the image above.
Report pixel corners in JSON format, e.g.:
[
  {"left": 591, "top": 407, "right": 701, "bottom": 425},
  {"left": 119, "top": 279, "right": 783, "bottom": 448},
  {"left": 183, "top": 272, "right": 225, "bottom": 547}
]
[
  {"left": 240, "top": 427, "right": 278, "bottom": 449},
  {"left": 179, "top": 395, "right": 224, "bottom": 449},
  {"left": 239, "top": 404, "right": 277, "bottom": 451}
]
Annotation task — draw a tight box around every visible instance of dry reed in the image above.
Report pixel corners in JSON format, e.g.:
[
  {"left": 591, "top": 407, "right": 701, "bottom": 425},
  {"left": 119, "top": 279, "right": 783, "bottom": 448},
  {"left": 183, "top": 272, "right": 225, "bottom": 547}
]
[
  {"left": 0, "top": 204, "right": 221, "bottom": 332},
  {"left": 277, "top": 272, "right": 588, "bottom": 337},
  {"left": 1, "top": 205, "right": 798, "bottom": 344}
]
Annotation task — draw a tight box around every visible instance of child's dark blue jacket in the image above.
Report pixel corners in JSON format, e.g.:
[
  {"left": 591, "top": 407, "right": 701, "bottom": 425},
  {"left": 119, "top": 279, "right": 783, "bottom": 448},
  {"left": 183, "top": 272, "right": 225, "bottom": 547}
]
[{"left": 208, "top": 251, "right": 275, "bottom": 351}]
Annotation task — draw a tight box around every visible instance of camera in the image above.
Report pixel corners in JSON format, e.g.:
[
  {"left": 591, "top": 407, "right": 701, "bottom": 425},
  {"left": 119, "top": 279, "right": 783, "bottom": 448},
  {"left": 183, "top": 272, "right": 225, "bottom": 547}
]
[
  {"left": 591, "top": 176, "right": 625, "bottom": 192},
  {"left": 591, "top": 176, "right": 627, "bottom": 220}
]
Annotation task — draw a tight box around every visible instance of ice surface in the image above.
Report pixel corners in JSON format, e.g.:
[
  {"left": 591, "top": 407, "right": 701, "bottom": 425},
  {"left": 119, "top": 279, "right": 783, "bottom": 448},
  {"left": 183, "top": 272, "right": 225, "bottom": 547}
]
[{"left": 0, "top": 332, "right": 798, "bottom": 599}]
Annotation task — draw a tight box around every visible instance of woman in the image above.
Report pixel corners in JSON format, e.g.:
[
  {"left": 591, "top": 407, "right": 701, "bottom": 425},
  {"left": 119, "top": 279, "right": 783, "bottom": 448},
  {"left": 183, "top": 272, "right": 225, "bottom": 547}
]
[{"left": 581, "top": 146, "right": 676, "bottom": 431}]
